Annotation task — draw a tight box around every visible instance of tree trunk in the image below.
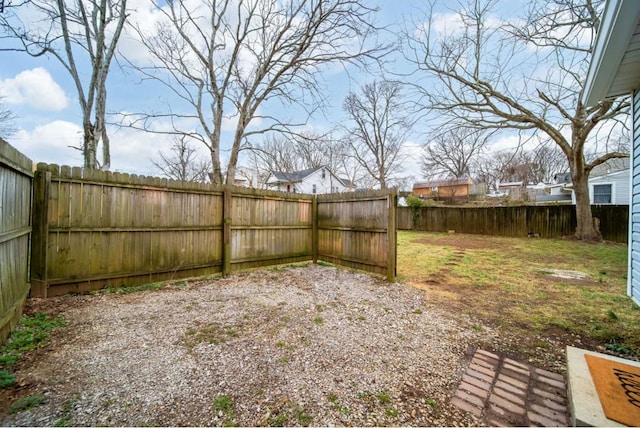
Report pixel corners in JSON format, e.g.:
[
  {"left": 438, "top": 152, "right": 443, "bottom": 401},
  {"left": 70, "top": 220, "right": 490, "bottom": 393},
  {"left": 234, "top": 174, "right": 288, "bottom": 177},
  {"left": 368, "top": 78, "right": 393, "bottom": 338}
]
[
  {"left": 571, "top": 165, "right": 601, "bottom": 241},
  {"left": 83, "top": 123, "right": 97, "bottom": 169}
]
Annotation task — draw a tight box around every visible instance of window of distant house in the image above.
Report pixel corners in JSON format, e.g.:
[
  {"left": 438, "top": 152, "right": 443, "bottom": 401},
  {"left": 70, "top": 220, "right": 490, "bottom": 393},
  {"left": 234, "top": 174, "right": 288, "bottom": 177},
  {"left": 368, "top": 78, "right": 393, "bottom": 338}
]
[
  {"left": 322, "top": 169, "right": 326, "bottom": 179},
  {"left": 312, "top": 184, "right": 317, "bottom": 194},
  {"left": 431, "top": 186, "right": 438, "bottom": 191},
  {"left": 593, "top": 184, "right": 612, "bottom": 204}
]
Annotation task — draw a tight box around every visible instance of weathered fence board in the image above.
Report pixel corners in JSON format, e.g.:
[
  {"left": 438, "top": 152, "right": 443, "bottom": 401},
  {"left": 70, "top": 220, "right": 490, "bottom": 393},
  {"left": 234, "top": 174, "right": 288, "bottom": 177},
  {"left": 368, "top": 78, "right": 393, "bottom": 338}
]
[
  {"left": 398, "top": 205, "right": 628, "bottom": 242},
  {"left": 0, "top": 138, "right": 33, "bottom": 343},
  {"left": 318, "top": 191, "right": 397, "bottom": 280},
  {"left": 30, "top": 164, "right": 397, "bottom": 297}
]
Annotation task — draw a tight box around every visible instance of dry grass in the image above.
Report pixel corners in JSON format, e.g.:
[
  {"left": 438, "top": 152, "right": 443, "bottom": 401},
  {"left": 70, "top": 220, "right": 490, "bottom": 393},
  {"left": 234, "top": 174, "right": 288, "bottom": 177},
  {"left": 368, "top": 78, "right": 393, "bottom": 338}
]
[{"left": 398, "top": 231, "right": 640, "bottom": 358}]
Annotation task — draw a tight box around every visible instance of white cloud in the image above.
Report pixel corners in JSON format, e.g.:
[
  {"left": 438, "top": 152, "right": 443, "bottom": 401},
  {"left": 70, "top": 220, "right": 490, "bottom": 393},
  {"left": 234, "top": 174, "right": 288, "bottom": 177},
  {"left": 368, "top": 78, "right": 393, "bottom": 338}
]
[
  {"left": 10, "top": 120, "right": 83, "bottom": 165},
  {"left": 0, "top": 68, "right": 69, "bottom": 111}
]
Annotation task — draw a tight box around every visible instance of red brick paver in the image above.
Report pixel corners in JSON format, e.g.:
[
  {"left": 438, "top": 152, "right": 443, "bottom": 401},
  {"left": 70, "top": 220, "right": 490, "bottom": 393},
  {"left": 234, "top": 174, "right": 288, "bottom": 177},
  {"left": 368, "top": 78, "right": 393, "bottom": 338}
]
[{"left": 451, "top": 349, "right": 568, "bottom": 426}]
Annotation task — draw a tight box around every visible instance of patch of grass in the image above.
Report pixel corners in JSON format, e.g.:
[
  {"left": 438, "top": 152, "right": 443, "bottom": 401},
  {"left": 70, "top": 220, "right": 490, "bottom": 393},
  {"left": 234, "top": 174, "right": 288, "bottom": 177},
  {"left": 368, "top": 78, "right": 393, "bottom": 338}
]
[
  {"left": 183, "top": 323, "right": 240, "bottom": 348},
  {"left": 0, "top": 370, "right": 15, "bottom": 388},
  {"left": 10, "top": 395, "right": 45, "bottom": 414},
  {"left": 357, "top": 315, "right": 366, "bottom": 321},
  {"left": 213, "top": 395, "right": 233, "bottom": 413},
  {"left": 213, "top": 394, "right": 235, "bottom": 426},
  {"left": 412, "top": 309, "right": 423, "bottom": 315},
  {"left": 398, "top": 231, "right": 640, "bottom": 357},
  {"left": 472, "top": 324, "right": 483, "bottom": 332},
  {"left": 96, "top": 282, "right": 166, "bottom": 294},
  {"left": 385, "top": 408, "right": 398, "bottom": 418},
  {"left": 0, "top": 313, "right": 65, "bottom": 389},
  {"left": 294, "top": 407, "right": 313, "bottom": 426},
  {"left": 267, "top": 412, "right": 288, "bottom": 427},
  {"left": 53, "top": 417, "right": 71, "bottom": 427},
  {"left": 278, "top": 356, "right": 289, "bottom": 364},
  {"left": 313, "top": 316, "right": 324, "bottom": 326},
  {"left": 376, "top": 390, "right": 391, "bottom": 405},
  {"left": 315, "top": 304, "right": 325, "bottom": 313},
  {"left": 316, "top": 260, "right": 333, "bottom": 267},
  {"left": 425, "top": 398, "right": 438, "bottom": 409}
]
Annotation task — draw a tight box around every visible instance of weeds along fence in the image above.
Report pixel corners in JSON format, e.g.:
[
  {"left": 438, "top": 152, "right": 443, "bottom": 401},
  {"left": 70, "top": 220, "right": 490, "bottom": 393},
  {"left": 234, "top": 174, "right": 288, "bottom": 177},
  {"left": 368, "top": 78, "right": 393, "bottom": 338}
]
[
  {"left": 0, "top": 139, "right": 33, "bottom": 342},
  {"left": 398, "top": 205, "right": 628, "bottom": 242},
  {"left": 30, "top": 163, "right": 397, "bottom": 297}
]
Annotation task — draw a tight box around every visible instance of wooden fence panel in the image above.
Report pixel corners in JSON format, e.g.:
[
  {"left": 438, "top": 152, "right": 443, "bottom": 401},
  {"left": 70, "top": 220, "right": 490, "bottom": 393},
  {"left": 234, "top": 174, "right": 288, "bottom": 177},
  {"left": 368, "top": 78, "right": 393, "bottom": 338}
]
[
  {"left": 229, "top": 189, "right": 314, "bottom": 271},
  {"left": 32, "top": 164, "right": 226, "bottom": 296},
  {"left": 0, "top": 139, "right": 33, "bottom": 343},
  {"left": 30, "top": 163, "right": 397, "bottom": 296},
  {"left": 318, "top": 191, "right": 397, "bottom": 280},
  {"left": 399, "top": 205, "right": 627, "bottom": 242}
]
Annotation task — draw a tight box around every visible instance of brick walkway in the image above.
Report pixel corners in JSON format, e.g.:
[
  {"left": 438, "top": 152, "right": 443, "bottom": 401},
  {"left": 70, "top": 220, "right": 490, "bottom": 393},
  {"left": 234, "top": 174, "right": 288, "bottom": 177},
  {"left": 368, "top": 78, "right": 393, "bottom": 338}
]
[{"left": 451, "top": 349, "right": 569, "bottom": 426}]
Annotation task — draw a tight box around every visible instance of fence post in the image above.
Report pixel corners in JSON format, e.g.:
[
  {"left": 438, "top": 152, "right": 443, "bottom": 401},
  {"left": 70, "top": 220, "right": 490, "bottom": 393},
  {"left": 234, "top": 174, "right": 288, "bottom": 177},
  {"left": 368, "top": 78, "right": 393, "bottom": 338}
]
[
  {"left": 387, "top": 192, "right": 397, "bottom": 282},
  {"left": 30, "top": 165, "right": 51, "bottom": 298},
  {"left": 312, "top": 196, "right": 318, "bottom": 263},
  {"left": 222, "top": 188, "right": 232, "bottom": 276}
]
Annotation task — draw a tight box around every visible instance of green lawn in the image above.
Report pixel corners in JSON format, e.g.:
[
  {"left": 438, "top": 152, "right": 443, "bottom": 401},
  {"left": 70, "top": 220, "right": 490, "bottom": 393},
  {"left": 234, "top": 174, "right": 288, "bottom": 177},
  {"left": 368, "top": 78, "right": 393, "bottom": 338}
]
[{"left": 397, "top": 231, "right": 640, "bottom": 358}]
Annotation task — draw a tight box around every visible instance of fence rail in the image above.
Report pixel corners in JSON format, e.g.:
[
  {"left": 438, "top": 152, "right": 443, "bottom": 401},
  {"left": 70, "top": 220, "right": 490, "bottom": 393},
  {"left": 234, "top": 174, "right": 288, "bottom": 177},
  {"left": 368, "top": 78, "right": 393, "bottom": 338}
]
[
  {"left": 30, "top": 164, "right": 397, "bottom": 297},
  {"left": 0, "top": 139, "right": 32, "bottom": 342},
  {"left": 398, "top": 205, "right": 628, "bottom": 242}
]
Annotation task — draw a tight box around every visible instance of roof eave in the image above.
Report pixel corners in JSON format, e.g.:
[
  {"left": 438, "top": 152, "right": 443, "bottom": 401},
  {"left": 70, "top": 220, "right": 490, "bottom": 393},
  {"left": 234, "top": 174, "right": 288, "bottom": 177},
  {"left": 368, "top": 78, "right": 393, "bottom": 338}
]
[{"left": 582, "top": 0, "right": 640, "bottom": 106}]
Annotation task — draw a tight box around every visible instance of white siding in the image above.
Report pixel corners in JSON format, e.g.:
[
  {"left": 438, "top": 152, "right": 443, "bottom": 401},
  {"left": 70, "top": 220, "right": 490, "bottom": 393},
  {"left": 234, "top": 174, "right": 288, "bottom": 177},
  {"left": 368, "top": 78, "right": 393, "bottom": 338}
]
[
  {"left": 588, "top": 170, "right": 630, "bottom": 205},
  {"left": 630, "top": 89, "right": 640, "bottom": 305}
]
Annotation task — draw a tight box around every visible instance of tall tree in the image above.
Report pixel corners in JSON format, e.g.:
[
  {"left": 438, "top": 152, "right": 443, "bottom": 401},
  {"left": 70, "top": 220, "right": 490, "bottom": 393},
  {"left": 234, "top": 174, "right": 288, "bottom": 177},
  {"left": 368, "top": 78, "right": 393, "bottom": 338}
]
[
  {"left": 123, "top": 0, "right": 385, "bottom": 185},
  {"left": 0, "top": 0, "right": 129, "bottom": 170},
  {"left": 405, "top": 0, "right": 628, "bottom": 240},
  {"left": 421, "top": 126, "right": 493, "bottom": 180},
  {"left": 152, "top": 136, "right": 210, "bottom": 182},
  {"left": 342, "top": 80, "right": 411, "bottom": 189}
]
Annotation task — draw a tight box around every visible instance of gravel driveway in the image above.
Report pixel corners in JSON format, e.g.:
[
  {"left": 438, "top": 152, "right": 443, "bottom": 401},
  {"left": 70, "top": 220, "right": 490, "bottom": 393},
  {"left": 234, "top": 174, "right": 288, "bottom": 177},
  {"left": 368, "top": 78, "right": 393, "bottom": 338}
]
[{"left": 1, "top": 264, "right": 495, "bottom": 426}]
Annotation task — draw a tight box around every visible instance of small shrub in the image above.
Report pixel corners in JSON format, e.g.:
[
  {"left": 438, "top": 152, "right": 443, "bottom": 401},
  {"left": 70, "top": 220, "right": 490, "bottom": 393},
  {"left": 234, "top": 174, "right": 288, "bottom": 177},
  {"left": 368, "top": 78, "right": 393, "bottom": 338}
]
[
  {"left": 313, "top": 316, "right": 324, "bottom": 326},
  {"left": 376, "top": 390, "right": 391, "bottom": 405}
]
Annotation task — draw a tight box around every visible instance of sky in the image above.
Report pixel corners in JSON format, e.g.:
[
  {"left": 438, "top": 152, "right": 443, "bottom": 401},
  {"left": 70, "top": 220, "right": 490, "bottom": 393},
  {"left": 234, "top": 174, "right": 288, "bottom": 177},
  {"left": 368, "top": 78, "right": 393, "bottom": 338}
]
[{"left": 0, "top": 0, "right": 534, "bottom": 185}]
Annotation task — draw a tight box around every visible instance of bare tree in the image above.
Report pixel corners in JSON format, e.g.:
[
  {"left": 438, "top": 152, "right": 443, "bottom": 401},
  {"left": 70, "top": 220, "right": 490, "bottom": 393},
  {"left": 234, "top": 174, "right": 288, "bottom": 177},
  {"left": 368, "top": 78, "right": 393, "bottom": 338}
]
[
  {"left": 421, "top": 126, "right": 494, "bottom": 180},
  {"left": 152, "top": 136, "right": 210, "bottom": 182},
  {"left": 405, "top": 0, "right": 628, "bottom": 240},
  {"left": 343, "top": 80, "right": 411, "bottom": 189},
  {"left": 0, "top": 0, "right": 128, "bottom": 170},
  {"left": 246, "top": 131, "right": 367, "bottom": 187},
  {"left": 123, "top": 0, "right": 385, "bottom": 185},
  {"left": 531, "top": 143, "right": 569, "bottom": 183},
  {"left": 0, "top": 96, "right": 17, "bottom": 138}
]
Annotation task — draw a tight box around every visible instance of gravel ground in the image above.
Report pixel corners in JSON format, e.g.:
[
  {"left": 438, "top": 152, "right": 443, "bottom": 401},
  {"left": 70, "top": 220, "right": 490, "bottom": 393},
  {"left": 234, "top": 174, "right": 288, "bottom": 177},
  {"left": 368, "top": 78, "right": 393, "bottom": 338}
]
[{"left": 1, "top": 264, "right": 497, "bottom": 426}]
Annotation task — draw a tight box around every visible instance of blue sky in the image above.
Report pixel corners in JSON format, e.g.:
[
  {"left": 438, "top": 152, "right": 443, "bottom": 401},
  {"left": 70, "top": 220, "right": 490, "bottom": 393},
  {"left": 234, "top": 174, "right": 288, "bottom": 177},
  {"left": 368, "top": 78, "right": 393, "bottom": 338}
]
[{"left": 0, "top": 0, "right": 529, "bottom": 183}]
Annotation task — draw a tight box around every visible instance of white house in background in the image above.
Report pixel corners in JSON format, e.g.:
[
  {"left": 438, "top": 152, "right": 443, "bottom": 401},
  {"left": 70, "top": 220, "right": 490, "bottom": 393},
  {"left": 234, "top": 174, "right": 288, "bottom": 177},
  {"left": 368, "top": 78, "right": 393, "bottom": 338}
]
[
  {"left": 266, "top": 166, "right": 355, "bottom": 194},
  {"left": 582, "top": 0, "right": 640, "bottom": 304},
  {"left": 569, "top": 158, "right": 631, "bottom": 205}
]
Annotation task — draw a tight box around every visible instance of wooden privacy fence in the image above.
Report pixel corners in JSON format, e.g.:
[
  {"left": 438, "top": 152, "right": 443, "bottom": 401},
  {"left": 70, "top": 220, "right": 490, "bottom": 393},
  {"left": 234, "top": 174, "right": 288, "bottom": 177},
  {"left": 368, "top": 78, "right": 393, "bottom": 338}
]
[
  {"left": 0, "top": 139, "right": 32, "bottom": 342},
  {"left": 398, "top": 205, "right": 629, "bottom": 242},
  {"left": 30, "top": 163, "right": 397, "bottom": 297}
]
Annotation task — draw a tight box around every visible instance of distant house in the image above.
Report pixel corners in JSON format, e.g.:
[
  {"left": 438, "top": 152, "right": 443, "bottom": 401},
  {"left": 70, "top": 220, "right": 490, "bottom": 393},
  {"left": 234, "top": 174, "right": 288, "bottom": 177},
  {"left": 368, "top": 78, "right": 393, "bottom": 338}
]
[
  {"left": 266, "top": 166, "right": 355, "bottom": 194},
  {"left": 497, "top": 181, "right": 525, "bottom": 199},
  {"left": 413, "top": 177, "right": 473, "bottom": 200},
  {"left": 569, "top": 158, "right": 630, "bottom": 205}
]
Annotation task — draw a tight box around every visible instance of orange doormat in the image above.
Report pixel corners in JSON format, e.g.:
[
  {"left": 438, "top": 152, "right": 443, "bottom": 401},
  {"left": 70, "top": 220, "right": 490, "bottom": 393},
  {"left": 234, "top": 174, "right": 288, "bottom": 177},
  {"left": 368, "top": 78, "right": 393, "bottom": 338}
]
[{"left": 585, "top": 354, "right": 640, "bottom": 426}]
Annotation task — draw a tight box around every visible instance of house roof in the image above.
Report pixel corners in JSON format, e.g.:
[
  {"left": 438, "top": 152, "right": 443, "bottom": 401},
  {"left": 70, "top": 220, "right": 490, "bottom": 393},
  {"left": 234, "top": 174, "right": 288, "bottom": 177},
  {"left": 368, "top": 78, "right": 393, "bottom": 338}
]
[
  {"left": 590, "top": 156, "right": 630, "bottom": 176},
  {"left": 271, "top": 167, "right": 323, "bottom": 183},
  {"left": 582, "top": 0, "right": 640, "bottom": 106},
  {"left": 413, "top": 177, "right": 471, "bottom": 189}
]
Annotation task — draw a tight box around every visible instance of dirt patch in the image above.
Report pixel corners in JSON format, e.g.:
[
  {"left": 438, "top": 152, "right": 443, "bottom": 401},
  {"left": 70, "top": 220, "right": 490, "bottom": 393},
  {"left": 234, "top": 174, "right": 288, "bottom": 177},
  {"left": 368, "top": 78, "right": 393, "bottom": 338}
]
[{"left": 1, "top": 265, "right": 492, "bottom": 427}]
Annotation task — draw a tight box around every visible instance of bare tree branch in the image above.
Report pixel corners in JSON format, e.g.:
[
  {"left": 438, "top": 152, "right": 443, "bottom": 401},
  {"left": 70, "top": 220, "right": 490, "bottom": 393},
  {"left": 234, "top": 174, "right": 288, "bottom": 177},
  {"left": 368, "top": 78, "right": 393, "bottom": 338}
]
[
  {"left": 122, "top": 0, "right": 388, "bottom": 184},
  {"left": 0, "top": 0, "right": 129, "bottom": 170},
  {"left": 404, "top": 0, "right": 629, "bottom": 240}
]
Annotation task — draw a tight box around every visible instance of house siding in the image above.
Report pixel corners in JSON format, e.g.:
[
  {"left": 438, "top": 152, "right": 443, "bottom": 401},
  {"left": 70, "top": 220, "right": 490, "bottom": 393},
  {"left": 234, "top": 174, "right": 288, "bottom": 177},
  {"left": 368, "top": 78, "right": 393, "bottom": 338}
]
[
  {"left": 270, "top": 168, "right": 350, "bottom": 194},
  {"left": 630, "top": 88, "right": 640, "bottom": 305},
  {"left": 588, "top": 170, "right": 630, "bottom": 205}
]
